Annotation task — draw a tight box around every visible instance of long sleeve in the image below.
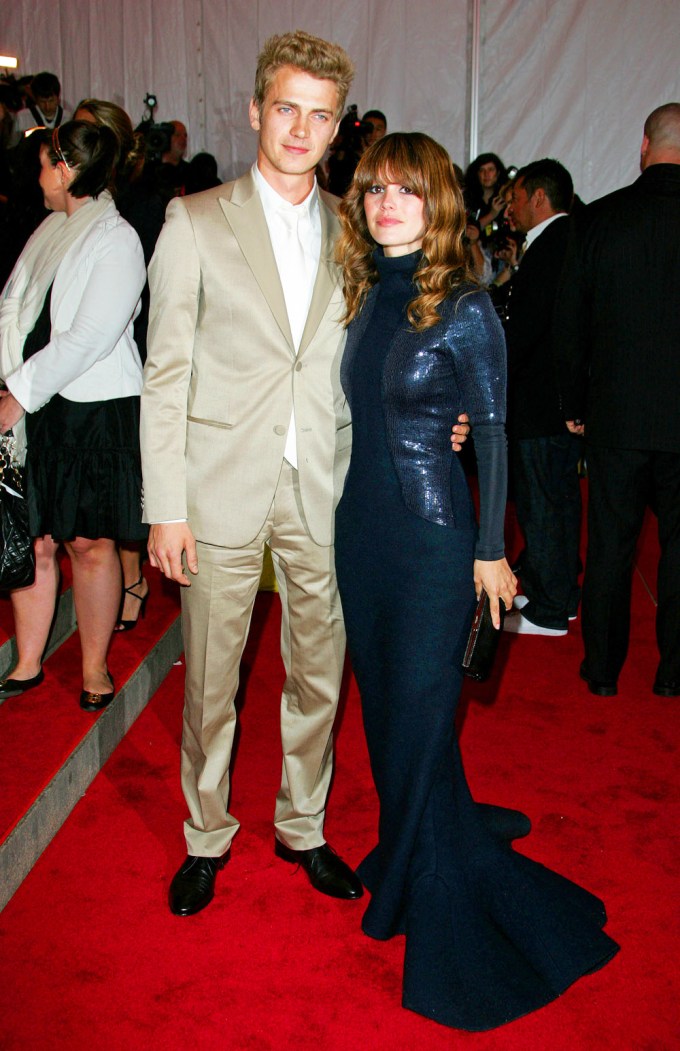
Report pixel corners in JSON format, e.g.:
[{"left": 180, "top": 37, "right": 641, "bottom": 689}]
[
  {"left": 6, "top": 220, "right": 145, "bottom": 412},
  {"left": 472, "top": 423, "right": 507, "bottom": 560},
  {"left": 446, "top": 290, "right": 507, "bottom": 560},
  {"left": 140, "top": 196, "right": 201, "bottom": 523}
]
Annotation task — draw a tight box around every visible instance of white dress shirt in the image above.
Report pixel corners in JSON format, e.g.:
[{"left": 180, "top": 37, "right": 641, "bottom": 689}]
[{"left": 252, "top": 163, "right": 321, "bottom": 468}]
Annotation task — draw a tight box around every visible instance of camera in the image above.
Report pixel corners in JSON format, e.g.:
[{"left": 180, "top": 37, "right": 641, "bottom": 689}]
[
  {"left": 337, "top": 104, "right": 373, "bottom": 151},
  {"left": 136, "top": 92, "right": 174, "bottom": 163},
  {"left": 488, "top": 223, "right": 523, "bottom": 256},
  {"left": 143, "top": 121, "right": 174, "bottom": 162}
]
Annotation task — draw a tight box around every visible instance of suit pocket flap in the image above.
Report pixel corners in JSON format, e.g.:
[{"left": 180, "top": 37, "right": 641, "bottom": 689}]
[{"left": 187, "top": 415, "right": 233, "bottom": 430}]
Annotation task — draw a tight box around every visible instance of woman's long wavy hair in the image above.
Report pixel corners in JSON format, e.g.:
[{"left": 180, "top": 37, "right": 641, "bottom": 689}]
[{"left": 336, "top": 132, "right": 474, "bottom": 330}]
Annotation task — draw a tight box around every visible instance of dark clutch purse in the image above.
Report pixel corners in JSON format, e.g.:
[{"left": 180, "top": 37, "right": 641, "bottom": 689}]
[
  {"left": 0, "top": 434, "right": 35, "bottom": 591},
  {"left": 462, "top": 590, "right": 506, "bottom": 682}
]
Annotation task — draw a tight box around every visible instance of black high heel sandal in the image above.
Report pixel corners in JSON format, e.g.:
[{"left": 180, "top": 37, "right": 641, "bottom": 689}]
[{"left": 115, "top": 574, "right": 149, "bottom": 632}]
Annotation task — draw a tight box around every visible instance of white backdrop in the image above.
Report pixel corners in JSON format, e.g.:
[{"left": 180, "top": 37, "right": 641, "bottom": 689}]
[{"left": 3, "top": 0, "right": 679, "bottom": 202}]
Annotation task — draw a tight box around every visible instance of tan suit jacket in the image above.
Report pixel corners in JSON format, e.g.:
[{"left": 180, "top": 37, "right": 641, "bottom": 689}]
[{"left": 140, "top": 170, "right": 350, "bottom": 547}]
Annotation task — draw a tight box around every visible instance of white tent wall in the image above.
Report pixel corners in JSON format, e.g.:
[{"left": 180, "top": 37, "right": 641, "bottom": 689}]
[
  {"left": 2, "top": 0, "right": 679, "bottom": 202},
  {"left": 479, "top": 0, "right": 680, "bottom": 202}
]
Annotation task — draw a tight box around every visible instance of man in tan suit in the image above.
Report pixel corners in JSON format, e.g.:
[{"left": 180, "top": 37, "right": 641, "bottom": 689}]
[{"left": 141, "top": 31, "right": 361, "bottom": 915}]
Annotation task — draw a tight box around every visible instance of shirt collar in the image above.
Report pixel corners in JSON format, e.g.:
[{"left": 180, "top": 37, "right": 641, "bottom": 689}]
[
  {"left": 252, "top": 162, "right": 318, "bottom": 222},
  {"left": 523, "top": 212, "right": 567, "bottom": 252}
]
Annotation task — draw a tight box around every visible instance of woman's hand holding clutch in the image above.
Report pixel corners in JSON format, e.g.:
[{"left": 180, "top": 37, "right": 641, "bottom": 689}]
[{"left": 473, "top": 558, "right": 517, "bottom": 629}]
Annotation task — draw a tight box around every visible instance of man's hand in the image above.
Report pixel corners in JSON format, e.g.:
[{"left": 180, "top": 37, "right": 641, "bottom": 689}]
[
  {"left": 566, "top": 419, "right": 585, "bottom": 436},
  {"left": 451, "top": 413, "right": 471, "bottom": 452},
  {"left": 148, "top": 522, "right": 198, "bottom": 586},
  {"left": 0, "top": 390, "right": 25, "bottom": 434}
]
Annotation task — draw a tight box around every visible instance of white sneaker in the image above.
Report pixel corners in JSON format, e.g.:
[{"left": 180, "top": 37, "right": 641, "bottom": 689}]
[
  {"left": 514, "top": 593, "right": 577, "bottom": 623},
  {"left": 503, "top": 613, "right": 567, "bottom": 636}
]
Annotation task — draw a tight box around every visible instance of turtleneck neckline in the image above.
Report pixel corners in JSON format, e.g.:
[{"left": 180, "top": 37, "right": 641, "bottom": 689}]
[{"left": 373, "top": 248, "right": 421, "bottom": 277}]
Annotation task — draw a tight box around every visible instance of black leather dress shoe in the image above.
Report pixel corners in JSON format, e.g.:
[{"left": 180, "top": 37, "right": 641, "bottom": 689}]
[
  {"left": 275, "top": 840, "right": 363, "bottom": 900},
  {"left": 653, "top": 679, "right": 680, "bottom": 697},
  {"left": 169, "top": 854, "right": 228, "bottom": 916},
  {"left": 580, "top": 662, "right": 617, "bottom": 697},
  {"left": 80, "top": 677, "right": 115, "bottom": 712},
  {"left": 0, "top": 669, "right": 44, "bottom": 697}
]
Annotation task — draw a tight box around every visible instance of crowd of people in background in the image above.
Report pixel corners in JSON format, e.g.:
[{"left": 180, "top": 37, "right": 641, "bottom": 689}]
[{"left": 0, "top": 73, "right": 221, "bottom": 289}]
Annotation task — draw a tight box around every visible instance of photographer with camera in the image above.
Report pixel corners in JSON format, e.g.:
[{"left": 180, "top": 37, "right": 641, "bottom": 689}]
[
  {"left": 134, "top": 96, "right": 190, "bottom": 205},
  {"left": 464, "top": 152, "right": 508, "bottom": 234},
  {"left": 327, "top": 104, "right": 373, "bottom": 196},
  {"left": 361, "top": 109, "right": 387, "bottom": 147}
]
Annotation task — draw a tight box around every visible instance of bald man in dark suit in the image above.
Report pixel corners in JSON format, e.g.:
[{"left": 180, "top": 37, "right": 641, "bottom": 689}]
[{"left": 554, "top": 103, "right": 680, "bottom": 697}]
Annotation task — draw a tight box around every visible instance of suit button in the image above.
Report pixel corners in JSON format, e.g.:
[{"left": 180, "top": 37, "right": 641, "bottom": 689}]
[
  {"left": 274, "top": 425, "right": 286, "bottom": 436},
  {"left": 295, "top": 361, "right": 303, "bottom": 371}
]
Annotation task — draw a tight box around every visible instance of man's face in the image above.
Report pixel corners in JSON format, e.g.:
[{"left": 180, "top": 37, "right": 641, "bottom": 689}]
[
  {"left": 507, "top": 178, "right": 536, "bottom": 233},
  {"left": 170, "top": 122, "right": 188, "bottom": 161},
  {"left": 249, "top": 66, "right": 340, "bottom": 184},
  {"left": 35, "top": 94, "right": 59, "bottom": 120},
  {"left": 364, "top": 116, "right": 386, "bottom": 147}
]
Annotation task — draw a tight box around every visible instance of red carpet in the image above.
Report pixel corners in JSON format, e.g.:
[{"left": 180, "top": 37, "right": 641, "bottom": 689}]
[{"left": 1, "top": 540, "right": 678, "bottom": 1048}]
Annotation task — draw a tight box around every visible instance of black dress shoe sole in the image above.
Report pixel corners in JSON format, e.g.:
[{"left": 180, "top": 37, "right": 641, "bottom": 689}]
[
  {"left": 653, "top": 682, "right": 680, "bottom": 697},
  {"left": 579, "top": 665, "right": 617, "bottom": 697},
  {"left": 274, "top": 840, "right": 363, "bottom": 900},
  {"left": 170, "top": 892, "right": 215, "bottom": 917}
]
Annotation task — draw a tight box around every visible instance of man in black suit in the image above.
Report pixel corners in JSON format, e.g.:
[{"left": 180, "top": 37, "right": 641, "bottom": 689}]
[
  {"left": 502, "top": 159, "right": 582, "bottom": 637},
  {"left": 554, "top": 103, "right": 680, "bottom": 697}
]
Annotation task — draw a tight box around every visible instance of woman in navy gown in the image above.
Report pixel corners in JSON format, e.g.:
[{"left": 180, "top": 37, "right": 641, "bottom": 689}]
[{"left": 334, "top": 133, "right": 618, "bottom": 1031}]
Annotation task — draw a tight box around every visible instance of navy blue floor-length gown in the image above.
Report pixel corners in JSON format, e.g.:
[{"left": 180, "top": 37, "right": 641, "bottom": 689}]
[{"left": 334, "top": 250, "right": 618, "bottom": 1031}]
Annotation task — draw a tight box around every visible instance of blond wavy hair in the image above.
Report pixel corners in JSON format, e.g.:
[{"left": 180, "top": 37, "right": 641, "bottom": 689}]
[
  {"left": 253, "top": 30, "right": 354, "bottom": 119},
  {"left": 336, "top": 132, "right": 474, "bottom": 330}
]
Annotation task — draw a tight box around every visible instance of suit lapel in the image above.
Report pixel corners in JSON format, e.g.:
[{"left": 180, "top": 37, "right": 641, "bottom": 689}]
[
  {"left": 218, "top": 173, "right": 294, "bottom": 351},
  {"left": 299, "top": 194, "right": 342, "bottom": 355}
]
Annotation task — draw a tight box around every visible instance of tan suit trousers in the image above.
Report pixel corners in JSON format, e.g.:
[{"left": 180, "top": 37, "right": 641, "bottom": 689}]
[{"left": 180, "top": 461, "right": 346, "bottom": 857}]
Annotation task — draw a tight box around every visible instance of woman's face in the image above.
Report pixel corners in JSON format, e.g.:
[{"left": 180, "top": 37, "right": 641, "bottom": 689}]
[
  {"left": 363, "top": 180, "right": 427, "bottom": 258},
  {"left": 38, "top": 144, "right": 69, "bottom": 212},
  {"left": 477, "top": 161, "right": 498, "bottom": 188}
]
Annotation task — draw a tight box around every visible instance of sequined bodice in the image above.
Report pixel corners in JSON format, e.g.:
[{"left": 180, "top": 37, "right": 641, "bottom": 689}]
[{"left": 340, "top": 251, "right": 508, "bottom": 560}]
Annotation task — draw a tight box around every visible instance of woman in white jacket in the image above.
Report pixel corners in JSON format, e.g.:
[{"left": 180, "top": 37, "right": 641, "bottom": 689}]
[{"left": 0, "top": 121, "right": 146, "bottom": 710}]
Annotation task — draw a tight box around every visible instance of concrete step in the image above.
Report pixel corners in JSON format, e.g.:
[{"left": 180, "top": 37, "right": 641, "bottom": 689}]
[{"left": 0, "top": 570, "right": 181, "bottom": 912}]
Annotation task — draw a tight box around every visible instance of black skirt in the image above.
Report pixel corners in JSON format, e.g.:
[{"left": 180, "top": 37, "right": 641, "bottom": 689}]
[
  {"left": 25, "top": 393, "right": 148, "bottom": 542},
  {"left": 20, "top": 283, "right": 147, "bottom": 543}
]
